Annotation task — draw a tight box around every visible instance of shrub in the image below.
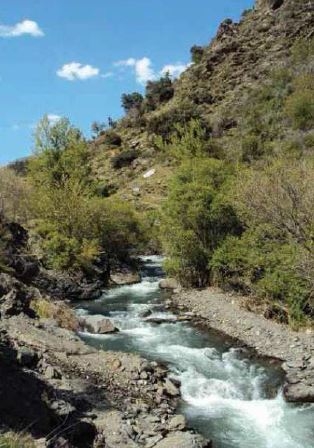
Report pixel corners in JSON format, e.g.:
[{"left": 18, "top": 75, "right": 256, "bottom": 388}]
[
  {"left": 285, "top": 89, "right": 314, "bottom": 130},
  {"left": 0, "top": 432, "right": 35, "bottom": 448},
  {"left": 100, "top": 129, "right": 122, "bottom": 147},
  {"left": 160, "top": 158, "right": 240, "bottom": 286},
  {"left": 145, "top": 74, "right": 174, "bottom": 111},
  {"left": 30, "top": 298, "right": 79, "bottom": 331},
  {"left": 190, "top": 45, "right": 204, "bottom": 64},
  {"left": 121, "top": 92, "right": 144, "bottom": 114},
  {"left": 110, "top": 149, "right": 138, "bottom": 169}
]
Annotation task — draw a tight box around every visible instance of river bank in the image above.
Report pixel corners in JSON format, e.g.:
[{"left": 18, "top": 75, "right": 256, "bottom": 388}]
[
  {"left": 0, "top": 286, "right": 211, "bottom": 447},
  {"left": 169, "top": 286, "right": 314, "bottom": 403}
]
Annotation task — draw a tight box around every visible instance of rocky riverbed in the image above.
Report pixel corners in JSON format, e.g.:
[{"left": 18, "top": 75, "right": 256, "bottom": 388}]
[
  {"left": 0, "top": 304, "right": 211, "bottom": 447},
  {"left": 167, "top": 285, "right": 314, "bottom": 403}
]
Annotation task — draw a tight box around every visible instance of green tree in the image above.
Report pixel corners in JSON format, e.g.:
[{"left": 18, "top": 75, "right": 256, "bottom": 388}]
[
  {"left": 161, "top": 158, "right": 240, "bottom": 286},
  {"left": 121, "top": 92, "right": 144, "bottom": 113}
]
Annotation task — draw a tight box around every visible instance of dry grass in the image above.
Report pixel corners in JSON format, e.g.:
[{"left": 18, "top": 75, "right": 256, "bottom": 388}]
[
  {"left": 0, "top": 432, "right": 35, "bottom": 448},
  {"left": 30, "top": 298, "right": 79, "bottom": 331}
]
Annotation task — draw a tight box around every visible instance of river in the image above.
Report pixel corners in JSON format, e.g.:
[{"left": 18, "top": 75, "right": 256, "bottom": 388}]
[{"left": 77, "top": 256, "right": 314, "bottom": 448}]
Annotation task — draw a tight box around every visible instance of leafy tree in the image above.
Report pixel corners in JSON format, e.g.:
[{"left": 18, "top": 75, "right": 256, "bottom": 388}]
[
  {"left": 190, "top": 45, "right": 204, "bottom": 64},
  {"left": 145, "top": 74, "right": 174, "bottom": 111},
  {"left": 161, "top": 158, "right": 240, "bottom": 287},
  {"left": 30, "top": 116, "right": 91, "bottom": 188},
  {"left": 121, "top": 92, "right": 144, "bottom": 113}
]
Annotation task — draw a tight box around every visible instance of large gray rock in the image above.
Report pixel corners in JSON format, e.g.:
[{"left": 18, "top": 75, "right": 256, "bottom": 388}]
[
  {"left": 81, "top": 315, "right": 119, "bottom": 334},
  {"left": 284, "top": 382, "right": 314, "bottom": 403},
  {"left": 111, "top": 270, "right": 141, "bottom": 286},
  {"left": 159, "top": 278, "right": 180, "bottom": 290},
  {"left": 154, "top": 431, "right": 212, "bottom": 448}
]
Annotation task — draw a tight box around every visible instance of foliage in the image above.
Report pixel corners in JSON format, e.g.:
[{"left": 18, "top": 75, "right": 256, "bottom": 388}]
[
  {"left": 211, "top": 158, "right": 314, "bottom": 323},
  {"left": 0, "top": 168, "right": 31, "bottom": 223},
  {"left": 0, "top": 433, "right": 35, "bottom": 448},
  {"left": 190, "top": 45, "right": 204, "bottom": 64},
  {"left": 30, "top": 298, "right": 79, "bottom": 331},
  {"left": 111, "top": 149, "right": 138, "bottom": 169},
  {"left": 28, "top": 117, "right": 143, "bottom": 273},
  {"left": 121, "top": 92, "right": 144, "bottom": 113},
  {"left": 284, "top": 74, "right": 314, "bottom": 130},
  {"left": 100, "top": 129, "right": 122, "bottom": 147},
  {"left": 160, "top": 158, "right": 240, "bottom": 286},
  {"left": 29, "top": 116, "right": 91, "bottom": 189},
  {"left": 155, "top": 120, "right": 219, "bottom": 162},
  {"left": 145, "top": 74, "right": 174, "bottom": 111},
  {"left": 91, "top": 121, "right": 107, "bottom": 138}
]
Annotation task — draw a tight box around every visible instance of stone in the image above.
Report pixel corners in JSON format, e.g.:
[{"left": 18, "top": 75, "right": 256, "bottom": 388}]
[
  {"left": 111, "top": 270, "right": 141, "bottom": 286},
  {"left": 112, "top": 359, "right": 122, "bottom": 370},
  {"left": 284, "top": 382, "right": 314, "bottom": 403},
  {"left": 154, "top": 431, "right": 212, "bottom": 448},
  {"left": 159, "top": 278, "right": 180, "bottom": 290},
  {"left": 164, "top": 379, "right": 180, "bottom": 397},
  {"left": 167, "top": 414, "right": 186, "bottom": 431},
  {"left": 44, "top": 365, "right": 62, "bottom": 380},
  {"left": 145, "top": 317, "right": 177, "bottom": 325},
  {"left": 82, "top": 315, "right": 119, "bottom": 334}
]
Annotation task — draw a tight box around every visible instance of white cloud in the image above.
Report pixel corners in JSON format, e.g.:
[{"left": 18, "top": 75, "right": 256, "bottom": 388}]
[
  {"left": 160, "top": 63, "right": 189, "bottom": 78},
  {"left": 114, "top": 57, "right": 189, "bottom": 84},
  {"left": 47, "top": 114, "right": 62, "bottom": 125},
  {"left": 0, "top": 19, "right": 44, "bottom": 38},
  {"left": 57, "top": 62, "right": 100, "bottom": 81},
  {"left": 115, "top": 57, "right": 156, "bottom": 84}
]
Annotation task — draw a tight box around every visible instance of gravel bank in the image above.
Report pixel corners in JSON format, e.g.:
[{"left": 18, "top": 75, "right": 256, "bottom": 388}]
[{"left": 170, "top": 287, "right": 314, "bottom": 402}]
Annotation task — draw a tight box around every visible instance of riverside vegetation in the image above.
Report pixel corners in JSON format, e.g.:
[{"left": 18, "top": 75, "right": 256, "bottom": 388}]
[
  {"left": 0, "top": 0, "right": 313, "bottom": 445},
  {"left": 2, "top": 0, "right": 313, "bottom": 326}
]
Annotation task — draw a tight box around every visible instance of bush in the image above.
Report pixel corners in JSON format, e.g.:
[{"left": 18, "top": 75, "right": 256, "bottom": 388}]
[
  {"left": 190, "top": 45, "right": 204, "bottom": 64},
  {"left": 30, "top": 298, "right": 79, "bottom": 331},
  {"left": 211, "top": 229, "right": 311, "bottom": 324},
  {"left": 160, "top": 158, "right": 240, "bottom": 286},
  {"left": 121, "top": 92, "right": 144, "bottom": 114},
  {"left": 110, "top": 149, "right": 138, "bottom": 169},
  {"left": 100, "top": 130, "right": 122, "bottom": 147},
  {"left": 0, "top": 433, "right": 35, "bottom": 448},
  {"left": 145, "top": 74, "right": 174, "bottom": 111}
]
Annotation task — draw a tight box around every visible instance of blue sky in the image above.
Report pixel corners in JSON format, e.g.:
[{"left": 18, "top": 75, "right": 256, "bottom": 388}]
[{"left": 0, "top": 0, "right": 254, "bottom": 164}]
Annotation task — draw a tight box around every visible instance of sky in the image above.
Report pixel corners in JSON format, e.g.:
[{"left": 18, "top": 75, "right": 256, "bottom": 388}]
[{"left": 0, "top": 0, "right": 254, "bottom": 165}]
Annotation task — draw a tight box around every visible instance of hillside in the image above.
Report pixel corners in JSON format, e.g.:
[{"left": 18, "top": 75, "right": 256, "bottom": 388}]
[{"left": 89, "top": 0, "right": 313, "bottom": 211}]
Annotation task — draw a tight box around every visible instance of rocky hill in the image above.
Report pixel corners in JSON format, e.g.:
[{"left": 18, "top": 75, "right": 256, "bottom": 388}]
[{"left": 89, "top": 0, "right": 313, "bottom": 211}]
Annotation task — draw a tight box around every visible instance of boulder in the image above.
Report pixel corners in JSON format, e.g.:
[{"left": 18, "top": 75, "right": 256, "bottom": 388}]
[
  {"left": 154, "top": 431, "right": 212, "bottom": 448},
  {"left": 81, "top": 315, "right": 119, "bottom": 334},
  {"left": 167, "top": 414, "right": 186, "bottom": 431},
  {"left": 145, "top": 316, "right": 177, "bottom": 325},
  {"left": 159, "top": 278, "right": 180, "bottom": 290},
  {"left": 111, "top": 270, "right": 141, "bottom": 286},
  {"left": 283, "top": 382, "right": 314, "bottom": 403},
  {"left": 164, "top": 378, "right": 180, "bottom": 397}
]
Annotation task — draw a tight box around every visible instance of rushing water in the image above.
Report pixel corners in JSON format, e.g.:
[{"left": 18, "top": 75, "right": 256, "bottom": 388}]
[{"left": 78, "top": 256, "right": 314, "bottom": 448}]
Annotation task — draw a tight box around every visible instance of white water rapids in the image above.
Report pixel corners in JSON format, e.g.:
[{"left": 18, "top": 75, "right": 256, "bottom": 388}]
[{"left": 78, "top": 256, "right": 314, "bottom": 448}]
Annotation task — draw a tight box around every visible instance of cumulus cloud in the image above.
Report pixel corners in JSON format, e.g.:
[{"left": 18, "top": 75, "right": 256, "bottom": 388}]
[
  {"left": 115, "top": 57, "right": 189, "bottom": 84},
  {"left": 160, "top": 63, "right": 189, "bottom": 78},
  {"left": 115, "top": 57, "right": 156, "bottom": 84},
  {"left": 0, "top": 19, "right": 44, "bottom": 38},
  {"left": 57, "top": 62, "right": 100, "bottom": 81}
]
